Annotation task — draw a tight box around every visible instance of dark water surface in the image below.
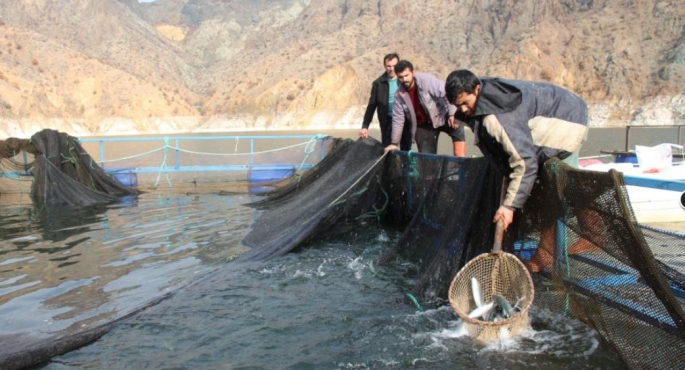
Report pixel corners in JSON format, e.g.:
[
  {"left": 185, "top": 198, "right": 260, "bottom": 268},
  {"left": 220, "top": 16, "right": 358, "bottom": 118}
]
[{"left": 1, "top": 127, "right": 667, "bottom": 369}]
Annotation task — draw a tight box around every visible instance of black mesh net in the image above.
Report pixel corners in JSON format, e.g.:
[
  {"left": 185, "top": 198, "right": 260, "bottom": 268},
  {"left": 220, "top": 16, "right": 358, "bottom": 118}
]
[
  {"left": 0, "top": 129, "right": 136, "bottom": 206},
  {"left": 242, "top": 139, "right": 685, "bottom": 370},
  {"left": 511, "top": 159, "right": 685, "bottom": 368}
]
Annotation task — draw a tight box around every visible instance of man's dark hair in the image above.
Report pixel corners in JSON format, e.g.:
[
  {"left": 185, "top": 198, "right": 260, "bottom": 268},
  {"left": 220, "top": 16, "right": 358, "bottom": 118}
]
[
  {"left": 445, "top": 69, "right": 481, "bottom": 103},
  {"left": 383, "top": 53, "right": 399, "bottom": 64},
  {"left": 394, "top": 60, "right": 414, "bottom": 74}
]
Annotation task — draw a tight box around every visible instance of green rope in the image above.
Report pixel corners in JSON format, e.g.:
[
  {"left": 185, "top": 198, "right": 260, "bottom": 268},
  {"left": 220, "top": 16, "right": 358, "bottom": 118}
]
[
  {"left": 296, "top": 134, "right": 327, "bottom": 172},
  {"left": 355, "top": 180, "right": 389, "bottom": 223},
  {"left": 408, "top": 150, "right": 419, "bottom": 178},
  {"left": 368, "top": 260, "right": 424, "bottom": 312}
]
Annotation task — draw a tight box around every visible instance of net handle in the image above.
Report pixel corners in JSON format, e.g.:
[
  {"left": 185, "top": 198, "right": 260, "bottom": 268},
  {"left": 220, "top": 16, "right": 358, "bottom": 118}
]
[
  {"left": 492, "top": 176, "right": 507, "bottom": 253},
  {"left": 492, "top": 219, "right": 504, "bottom": 253}
]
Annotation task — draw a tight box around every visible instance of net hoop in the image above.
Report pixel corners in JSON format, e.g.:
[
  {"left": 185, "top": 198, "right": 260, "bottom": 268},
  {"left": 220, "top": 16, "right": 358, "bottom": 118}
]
[{"left": 448, "top": 251, "right": 535, "bottom": 341}]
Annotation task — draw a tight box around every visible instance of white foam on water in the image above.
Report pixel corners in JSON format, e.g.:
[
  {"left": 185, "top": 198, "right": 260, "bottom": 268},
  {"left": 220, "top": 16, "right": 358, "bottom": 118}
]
[
  {"left": 337, "top": 362, "right": 369, "bottom": 369},
  {"left": 9, "top": 235, "right": 39, "bottom": 242},
  {"left": 376, "top": 229, "right": 390, "bottom": 242},
  {"left": 259, "top": 264, "right": 287, "bottom": 275},
  {"left": 347, "top": 256, "right": 366, "bottom": 280},
  {"left": 477, "top": 308, "right": 600, "bottom": 358},
  {"left": 291, "top": 269, "right": 312, "bottom": 278}
]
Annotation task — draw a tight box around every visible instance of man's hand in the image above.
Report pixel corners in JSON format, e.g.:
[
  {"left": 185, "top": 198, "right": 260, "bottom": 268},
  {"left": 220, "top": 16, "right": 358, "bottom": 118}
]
[
  {"left": 384, "top": 144, "right": 399, "bottom": 154},
  {"left": 493, "top": 205, "right": 514, "bottom": 230},
  {"left": 447, "top": 115, "right": 459, "bottom": 129},
  {"left": 359, "top": 128, "right": 369, "bottom": 139}
]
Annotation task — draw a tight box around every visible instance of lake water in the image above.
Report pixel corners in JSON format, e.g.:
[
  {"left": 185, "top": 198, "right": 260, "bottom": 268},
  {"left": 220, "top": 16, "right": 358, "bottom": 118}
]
[
  {"left": 1, "top": 126, "right": 678, "bottom": 369},
  {"left": 1, "top": 192, "right": 626, "bottom": 370}
]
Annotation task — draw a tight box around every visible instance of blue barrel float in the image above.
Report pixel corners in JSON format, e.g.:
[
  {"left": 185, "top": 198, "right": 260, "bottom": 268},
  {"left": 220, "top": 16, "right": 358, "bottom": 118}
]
[
  {"left": 107, "top": 168, "right": 138, "bottom": 187},
  {"left": 599, "top": 150, "right": 638, "bottom": 164},
  {"left": 247, "top": 164, "right": 295, "bottom": 193}
]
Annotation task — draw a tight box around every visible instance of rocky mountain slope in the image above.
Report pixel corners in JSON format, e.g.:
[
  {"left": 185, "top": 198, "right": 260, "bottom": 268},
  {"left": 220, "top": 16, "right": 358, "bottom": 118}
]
[{"left": 0, "top": 0, "right": 683, "bottom": 137}]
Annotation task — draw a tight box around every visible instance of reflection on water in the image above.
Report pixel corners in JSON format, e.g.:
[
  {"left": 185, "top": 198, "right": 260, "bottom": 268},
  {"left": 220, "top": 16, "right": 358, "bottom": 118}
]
[{"left": 0, "top": 192, "right": 252, "bottom": 342}]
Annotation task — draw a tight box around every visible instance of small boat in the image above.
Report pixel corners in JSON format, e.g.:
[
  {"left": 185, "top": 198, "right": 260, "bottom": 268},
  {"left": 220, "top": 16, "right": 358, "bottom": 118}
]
[{"left": 581, "top": 128, "right": 685, "bottom": 224}]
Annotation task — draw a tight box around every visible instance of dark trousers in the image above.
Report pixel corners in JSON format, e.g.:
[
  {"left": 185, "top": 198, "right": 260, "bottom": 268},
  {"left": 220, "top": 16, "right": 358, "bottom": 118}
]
[
  {"left": 381, "top": 116, "right": 413, "bottom": 151},
  {"left": 414, "top": 124, "right": 465, "bottom": 154}
]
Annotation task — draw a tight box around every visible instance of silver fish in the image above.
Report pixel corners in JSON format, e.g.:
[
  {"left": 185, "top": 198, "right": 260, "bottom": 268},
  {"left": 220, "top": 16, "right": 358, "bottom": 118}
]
[
  {"left": 471, "top": 277, "right": 483, "bottom": 308},
  {"left": 468, "top": 301, "right": 494, "bottom": 319},
  {"left": 512, "top": 296, "right": 526, "bottom": 312},
  {"left": 493, "top": 294, "right": 513, "bottom": 318}
]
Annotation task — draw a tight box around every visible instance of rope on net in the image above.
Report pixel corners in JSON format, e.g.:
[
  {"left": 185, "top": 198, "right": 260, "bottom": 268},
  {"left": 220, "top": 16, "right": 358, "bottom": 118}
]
[
  {"left": 295, "top": 134, "right": 327, "bottom": 172},
  {"left": 327, "top": 151, "right": 388, "bottom": 208},
  {"left": 154, "top": 137, "right": 172, "bottom": 188},
  {"left": 92, "top": 146, "right": 168, "bottom": 164},
  {"left": 639, "top": 223, "right": 685, "bottom": 238},
  {"left": 407, "top": 150, "right": 420, "bottom": 178},
  {"left": 355, "top": 177, "right": 390, "bottom": 223},
  {"left": 368, "top": 259, "right": 424, "bottom": 312}
]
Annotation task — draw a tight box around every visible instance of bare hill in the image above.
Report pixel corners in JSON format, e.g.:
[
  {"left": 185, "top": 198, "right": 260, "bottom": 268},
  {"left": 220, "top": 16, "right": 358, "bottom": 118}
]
[{"left": 0, "top": 0, "right": 683, "bottom": 136}]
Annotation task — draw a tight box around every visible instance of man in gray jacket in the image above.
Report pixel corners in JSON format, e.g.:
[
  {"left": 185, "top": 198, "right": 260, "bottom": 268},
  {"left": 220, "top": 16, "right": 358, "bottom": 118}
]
[
  {"left": 445, "top": 69, "right": 592, "bottom": 273},
  {"left": 383, "top": 60, "right": 465, "bottom": 157},
  {"left": 445, "top": 69, "right": 588, "bottom": 230}
]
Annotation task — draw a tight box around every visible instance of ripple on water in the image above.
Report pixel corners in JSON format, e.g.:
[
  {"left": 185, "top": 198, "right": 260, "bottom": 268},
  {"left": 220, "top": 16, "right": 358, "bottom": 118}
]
[
  {"left": 0, "top": 192, "right": 252, "bottom": 348},
  {"left": 41, "top": 231, "right": 626, "bottom": 369}
]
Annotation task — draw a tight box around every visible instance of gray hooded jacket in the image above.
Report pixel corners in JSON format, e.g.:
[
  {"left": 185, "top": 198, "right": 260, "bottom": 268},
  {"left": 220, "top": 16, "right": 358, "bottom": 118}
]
[{"left": 457, "top": 78, "right": 588, "bottom": 209}]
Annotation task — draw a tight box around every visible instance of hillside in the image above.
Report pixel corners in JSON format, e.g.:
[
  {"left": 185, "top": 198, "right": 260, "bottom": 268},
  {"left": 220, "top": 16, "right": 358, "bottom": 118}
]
[{"left": 0, "top": 0, "right": 683, "bottom": 137}]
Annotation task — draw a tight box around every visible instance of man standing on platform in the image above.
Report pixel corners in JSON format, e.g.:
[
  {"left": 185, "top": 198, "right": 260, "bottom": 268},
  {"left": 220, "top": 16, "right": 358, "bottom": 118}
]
[
  {"left": 383, "top": 60, "right": 466, "bottom": 157},
  {"left": 359, "top": 53, "right": 411, "bottom": 150}
]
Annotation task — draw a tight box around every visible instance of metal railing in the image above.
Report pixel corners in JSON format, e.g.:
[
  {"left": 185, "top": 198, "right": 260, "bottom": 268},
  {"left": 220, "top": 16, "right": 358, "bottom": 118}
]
[
  {"left": 624, "top": 125, "right": 685, "bottom": 151},
  {"left": 78, "top": 135, "right": 330, "bottom": 173}
]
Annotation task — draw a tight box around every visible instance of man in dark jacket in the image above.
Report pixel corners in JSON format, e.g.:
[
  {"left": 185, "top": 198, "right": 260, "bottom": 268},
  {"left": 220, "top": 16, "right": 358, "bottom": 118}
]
[
  {"left": 445, "top": 69, "right": 588, "bottom": 229},
  {"left": 359, "top": 53, "right": 412, "bottom": 150}
]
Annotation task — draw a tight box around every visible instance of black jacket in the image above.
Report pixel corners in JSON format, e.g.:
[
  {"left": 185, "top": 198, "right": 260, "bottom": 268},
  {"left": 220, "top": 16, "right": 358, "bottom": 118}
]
[{"left": 361, "top": 73, "right": 392, "bottom": 129}]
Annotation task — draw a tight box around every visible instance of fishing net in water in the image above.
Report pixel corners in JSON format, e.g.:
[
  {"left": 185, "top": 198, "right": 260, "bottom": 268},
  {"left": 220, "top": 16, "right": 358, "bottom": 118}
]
[
  {"left": 0, "top": 130, "right": 339, "bottom": 199},
  {"left": 510, "top": 159, "right": 685, "bottom": 369},
  {"left": 0, "top": 129, "right": 135, "bottom": 206},
  {"left": 242, "top": 141, "right": 685, "bottom": 369}
]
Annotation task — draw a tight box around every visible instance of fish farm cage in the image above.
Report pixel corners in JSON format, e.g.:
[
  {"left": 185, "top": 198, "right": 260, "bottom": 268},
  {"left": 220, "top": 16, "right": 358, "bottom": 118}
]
[{"left": 0, "top": 130, "right": 685, "bottom": 370}]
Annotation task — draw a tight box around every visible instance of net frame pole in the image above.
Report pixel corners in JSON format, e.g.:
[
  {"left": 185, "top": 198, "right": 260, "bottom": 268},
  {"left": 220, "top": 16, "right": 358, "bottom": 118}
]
[
  {"left": 99, "top": 140, "right": 105, "bottom": 168},
  {"left": 554, "top": 219, "right": 567, "bottom": 272},
  {"left": 174, "top": 138, "right": 180, "bottom": 170}
]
